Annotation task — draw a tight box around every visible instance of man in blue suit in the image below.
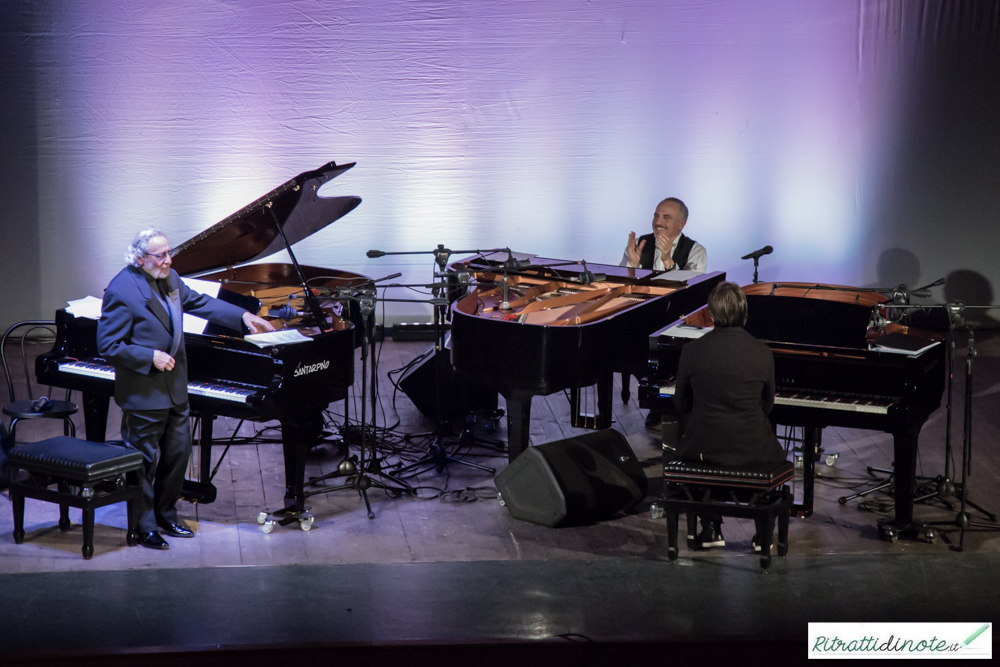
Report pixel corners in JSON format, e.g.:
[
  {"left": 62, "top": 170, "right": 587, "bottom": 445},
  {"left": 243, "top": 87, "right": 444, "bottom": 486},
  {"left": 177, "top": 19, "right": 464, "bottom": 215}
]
[{"left": 98, "top": 227, "right": 273, "bottom": 550}]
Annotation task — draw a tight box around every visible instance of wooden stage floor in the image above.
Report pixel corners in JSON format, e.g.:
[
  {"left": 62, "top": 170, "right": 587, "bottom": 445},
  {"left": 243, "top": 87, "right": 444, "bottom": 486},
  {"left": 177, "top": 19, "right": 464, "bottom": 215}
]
[{"left": 1, "top": 332, "right": 999, "bottom": 663}]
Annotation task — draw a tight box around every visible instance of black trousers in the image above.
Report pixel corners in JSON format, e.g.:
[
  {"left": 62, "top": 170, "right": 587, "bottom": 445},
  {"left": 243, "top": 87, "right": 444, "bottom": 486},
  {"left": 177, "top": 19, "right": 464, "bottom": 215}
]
[{"left": 120, "top": 403, "right": 191, "bottom": 533}]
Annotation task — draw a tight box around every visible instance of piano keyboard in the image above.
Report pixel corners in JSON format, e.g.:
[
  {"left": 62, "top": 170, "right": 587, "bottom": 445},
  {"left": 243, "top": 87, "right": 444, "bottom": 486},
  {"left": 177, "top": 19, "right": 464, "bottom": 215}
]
[
  {"left": 657, "top": 385, "right": 892, "bottom": 415},
  {"left": 58, "top": 361, "right": 257, "bottom": 404}
]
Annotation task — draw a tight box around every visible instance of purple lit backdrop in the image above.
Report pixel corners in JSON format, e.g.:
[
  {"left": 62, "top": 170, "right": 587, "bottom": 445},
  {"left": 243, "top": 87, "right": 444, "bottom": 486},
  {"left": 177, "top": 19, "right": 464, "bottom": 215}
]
[{"left": 1, "top": 0, "right": 998, "bottom": 326}]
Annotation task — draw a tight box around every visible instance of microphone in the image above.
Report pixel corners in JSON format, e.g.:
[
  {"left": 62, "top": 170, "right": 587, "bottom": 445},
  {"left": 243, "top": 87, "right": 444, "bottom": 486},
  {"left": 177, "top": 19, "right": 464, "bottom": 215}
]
[
  {"left": 367, "top": 250, "right": 386, "bottom": 258},
  {"left": 31, "top": 396, "right": 52, "bottom": 412},
  {"left": 268, "top": 304, "right": 311, "bottom": 321},
  {"left": 741, "top": 246, "right": 773, "bottom": 261}
]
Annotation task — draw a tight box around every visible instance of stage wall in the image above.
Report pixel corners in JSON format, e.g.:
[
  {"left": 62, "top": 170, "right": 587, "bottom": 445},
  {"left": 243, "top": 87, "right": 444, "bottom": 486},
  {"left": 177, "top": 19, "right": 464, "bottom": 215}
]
[{"left": 1, "top": 0, "right": 997, "bottom": 329}]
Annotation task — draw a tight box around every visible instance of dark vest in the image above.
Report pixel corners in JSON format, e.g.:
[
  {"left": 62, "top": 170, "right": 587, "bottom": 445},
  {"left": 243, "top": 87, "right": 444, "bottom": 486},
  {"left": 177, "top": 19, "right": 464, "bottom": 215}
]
[{"left": 638, "top": 233, "right": 697, "bottom": 271}]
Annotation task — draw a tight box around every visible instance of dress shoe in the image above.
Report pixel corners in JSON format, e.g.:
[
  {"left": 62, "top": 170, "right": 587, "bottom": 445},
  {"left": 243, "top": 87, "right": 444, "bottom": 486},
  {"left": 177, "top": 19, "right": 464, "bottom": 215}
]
[
  {"left": 156, "top": 520, "right": 195, "bottom": 538},
  {"left": 137, "top": 531, "right": 170, "bottom": 550}
]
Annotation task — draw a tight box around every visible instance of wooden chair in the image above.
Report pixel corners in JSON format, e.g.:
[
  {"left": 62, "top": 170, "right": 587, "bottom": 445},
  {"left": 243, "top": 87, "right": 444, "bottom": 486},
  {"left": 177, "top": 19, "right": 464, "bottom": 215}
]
[
  {"left": 656, "top": 459, "right": 794, "bottom": 570},
  {"left": 7, "top": 435, "right": 143, "bottom": 559}
]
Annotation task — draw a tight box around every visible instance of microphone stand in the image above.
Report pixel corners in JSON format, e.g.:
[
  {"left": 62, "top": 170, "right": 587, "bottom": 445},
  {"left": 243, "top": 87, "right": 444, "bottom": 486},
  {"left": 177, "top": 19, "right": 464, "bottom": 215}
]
[
  {"left": 304, "top": 274, "right": 410, "bottom": 519},
  {"left": 368, "top": 245, "right": 507, "bottom": 477},
  {"left": 923, "top": 304, "right": 1000, "bottom": 550},
  {"left": 861, "top": 300, "right": 999, "bottom": 548}
]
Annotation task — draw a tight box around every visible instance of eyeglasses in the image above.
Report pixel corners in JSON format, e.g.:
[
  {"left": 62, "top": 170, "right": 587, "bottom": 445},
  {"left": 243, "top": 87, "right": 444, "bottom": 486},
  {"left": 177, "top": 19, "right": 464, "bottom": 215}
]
[{"left": 145, "top": 249, "right": 174, "bottom": 261}]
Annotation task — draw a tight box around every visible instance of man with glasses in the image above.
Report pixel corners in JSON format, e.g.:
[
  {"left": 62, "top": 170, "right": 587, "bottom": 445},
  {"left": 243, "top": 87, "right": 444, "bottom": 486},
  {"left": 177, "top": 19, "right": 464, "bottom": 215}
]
[{"left": 97, "top": 227, "right": 274, "bottom": 550}]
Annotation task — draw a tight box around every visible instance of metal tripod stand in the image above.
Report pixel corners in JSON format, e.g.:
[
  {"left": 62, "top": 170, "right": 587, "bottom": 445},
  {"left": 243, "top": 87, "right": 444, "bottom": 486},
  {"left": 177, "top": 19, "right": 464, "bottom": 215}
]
[
  {"left": 927, "top": 311, "right": 999, "bottom": 550},
  {"left": 305, "top": 279, "right": 409, "bottom": 519}
]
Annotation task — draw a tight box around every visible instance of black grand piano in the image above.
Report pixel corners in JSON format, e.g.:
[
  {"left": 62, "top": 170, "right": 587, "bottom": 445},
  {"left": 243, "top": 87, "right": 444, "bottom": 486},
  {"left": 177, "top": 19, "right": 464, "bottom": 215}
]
[
  {"left": 449, "top": 255, "right": 725, "bottom": 461},
  {"left": 638, "top": 282, "right": 946, "bottom": 541},
  {"left": 36, "top": 161, "right": 370, "bottom": 524}
]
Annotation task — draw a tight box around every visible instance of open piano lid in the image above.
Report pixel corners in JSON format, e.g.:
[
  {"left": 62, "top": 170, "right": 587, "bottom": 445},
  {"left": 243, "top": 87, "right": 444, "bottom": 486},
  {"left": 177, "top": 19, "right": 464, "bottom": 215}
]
[{"left": 169, "top": 161, "right": 361, "bottom": 277}]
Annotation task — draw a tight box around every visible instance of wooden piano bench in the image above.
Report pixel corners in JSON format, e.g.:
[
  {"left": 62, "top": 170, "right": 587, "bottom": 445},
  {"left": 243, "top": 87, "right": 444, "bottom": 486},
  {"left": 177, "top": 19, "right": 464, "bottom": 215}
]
[
  {"left": 7, "top": 437, "right": 144, "bottom": 559},
  {"left": 655, "top": 459, "right": 794, "bottom": 570}
]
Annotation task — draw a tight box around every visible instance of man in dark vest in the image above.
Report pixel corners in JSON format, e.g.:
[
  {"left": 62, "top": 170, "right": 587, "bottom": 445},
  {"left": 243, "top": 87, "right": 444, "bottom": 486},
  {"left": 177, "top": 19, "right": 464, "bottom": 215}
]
[{"left": 621, "top": 197, "right": 707, "bottom": 273}]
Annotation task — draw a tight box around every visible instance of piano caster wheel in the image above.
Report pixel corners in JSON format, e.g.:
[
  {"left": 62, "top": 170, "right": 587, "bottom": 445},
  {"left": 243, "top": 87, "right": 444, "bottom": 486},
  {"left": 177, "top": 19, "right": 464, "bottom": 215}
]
[
  {"left": 650, "top": 503, "right": 665, "bottom": 520},
  {"left": 881, "top": 526, "right": 898, "bottom": 543},
  {"left": 127, "top": 530, "right": 138, "bottom": 547},
  {"left": 257, "top": 511, "right": 268, "bottom": 525},
  {"left": 299, "top": 517, "right": 314, "bottom": 531},
  {"left": 924, "top": 528, "right": 937, "bottom": 545},
  {"left": 262, "top": 520, "right": 275, "bottom": 534},
  {"left": 498, "top": 494, "right": 506, "bottom": 507}
]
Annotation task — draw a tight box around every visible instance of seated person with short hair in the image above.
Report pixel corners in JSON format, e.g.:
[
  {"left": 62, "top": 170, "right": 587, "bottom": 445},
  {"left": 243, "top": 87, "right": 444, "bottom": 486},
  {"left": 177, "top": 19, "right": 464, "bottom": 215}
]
[{"left": 672, "top": 282, "right": 787, "bottom": 549}]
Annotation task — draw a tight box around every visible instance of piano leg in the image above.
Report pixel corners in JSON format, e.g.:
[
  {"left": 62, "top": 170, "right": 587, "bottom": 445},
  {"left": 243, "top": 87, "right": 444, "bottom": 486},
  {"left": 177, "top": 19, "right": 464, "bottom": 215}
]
[
  {"left": 197, "top": 414, "right": 214, "bottom": 484},
  {"left": 503, "top": 389, "right": 533, "bottom": 463},
  {"left": 597, "top": 372, "right": 613, "bottom": 429},
  {"left": 793, "top": 426, "right": 819, "bottom": 518},
  {"left": 876, "top": 429, "right": 936, "bottom": 543},
  {"left": 82, "top": 393, "right": 110, "bottom": 443},
  {"left": 280, "top": 415, "right": 322, "bottom": 513}
]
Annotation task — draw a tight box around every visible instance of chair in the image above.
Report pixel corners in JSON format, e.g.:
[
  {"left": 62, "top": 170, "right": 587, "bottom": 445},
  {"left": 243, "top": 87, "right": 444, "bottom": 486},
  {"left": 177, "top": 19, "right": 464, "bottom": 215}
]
[
  {"left": 2, "top": 320, "right": 77, "bottom": 445},
  {"left": 656, "top": 459, "right": 794, "bottom": 570},
  {"left": 6, "top": 434, "right": 143, "bottom": 559}
]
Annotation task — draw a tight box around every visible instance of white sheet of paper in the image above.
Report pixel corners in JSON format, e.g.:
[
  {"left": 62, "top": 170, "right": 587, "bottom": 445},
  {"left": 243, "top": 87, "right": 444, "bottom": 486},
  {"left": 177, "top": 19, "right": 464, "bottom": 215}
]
[
  {"left": 660, "top": 321, "right": 712, "bottom": 339},
  {"left": 181, "top": 277, "right": 223, "bottom": 334},
  {"left": 244, "top": 329, "right": 312, "bottom": 348},
  {"left": 65, "top": 296, "right": 104, "bottom": 320}
]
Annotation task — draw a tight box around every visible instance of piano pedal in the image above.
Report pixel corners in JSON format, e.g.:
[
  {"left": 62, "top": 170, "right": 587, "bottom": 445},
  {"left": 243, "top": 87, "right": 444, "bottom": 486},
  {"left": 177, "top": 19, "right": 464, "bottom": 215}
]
[{"left": 257, "top": 507, "right": 314, "bottom": 533}]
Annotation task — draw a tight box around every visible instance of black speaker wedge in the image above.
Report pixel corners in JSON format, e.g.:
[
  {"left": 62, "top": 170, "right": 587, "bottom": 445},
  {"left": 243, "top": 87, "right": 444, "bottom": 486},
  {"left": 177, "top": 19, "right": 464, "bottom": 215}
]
[{"left": 495, "top": 429, "right": 648, "bottom": 527}]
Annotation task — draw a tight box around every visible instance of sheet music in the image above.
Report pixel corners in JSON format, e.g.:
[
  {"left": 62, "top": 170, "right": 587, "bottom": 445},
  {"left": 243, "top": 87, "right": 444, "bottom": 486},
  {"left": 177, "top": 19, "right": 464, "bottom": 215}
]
[
  {"left": 65, "top": 296, "right": 104, "bottom": 320},
  {"left": 181, "top": 277, "right": 222, "bottom": 334},
  {"left": 660, "top": 321, "right": 712, "bottom": 339},
  {"left": 244, "top": 329, "right": 312, "bottom": 348}
]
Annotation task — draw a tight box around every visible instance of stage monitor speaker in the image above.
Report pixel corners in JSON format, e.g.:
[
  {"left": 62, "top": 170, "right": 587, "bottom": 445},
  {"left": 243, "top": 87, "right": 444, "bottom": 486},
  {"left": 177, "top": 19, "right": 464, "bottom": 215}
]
[
  {"left": 495, "top": 429, "right": 648, "bottom": 527},
  {"left": 399, "top": 346, "right": 498, "bottom": 422}
]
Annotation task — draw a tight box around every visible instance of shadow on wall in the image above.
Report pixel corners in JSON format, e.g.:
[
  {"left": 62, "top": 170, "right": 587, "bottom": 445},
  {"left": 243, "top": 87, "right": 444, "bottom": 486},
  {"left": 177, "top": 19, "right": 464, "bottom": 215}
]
[
  {"left": 946, "top": 270, "right": 999, "bottom": 329},
  {"left": 870, "top": 248, "right": 999, "bottom": 331},
  {"left": 0, "top": 5, "right": 43, "bottom": 328},
  {"left": 862, "top": 4, "right": 1000, "bottom": 322}
]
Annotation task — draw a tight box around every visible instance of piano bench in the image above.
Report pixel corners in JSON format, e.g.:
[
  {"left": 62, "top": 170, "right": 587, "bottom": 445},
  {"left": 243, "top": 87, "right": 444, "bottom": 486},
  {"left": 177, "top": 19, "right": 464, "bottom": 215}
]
[
  {"left": 657, "top": 459, "right": 794, "bottom": 570},
  {"left": 7, "top": 437, "right": 144, "bottom": 559}
]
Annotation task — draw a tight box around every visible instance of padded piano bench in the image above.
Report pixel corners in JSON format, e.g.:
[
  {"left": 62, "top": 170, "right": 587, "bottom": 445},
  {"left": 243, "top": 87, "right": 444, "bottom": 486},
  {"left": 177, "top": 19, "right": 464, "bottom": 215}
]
[
  {"left": 657, "top": 459, "right": 794, "bottom": 570},
  {"left": 7, "top": 437, "right": 144, "bottom": 559}
]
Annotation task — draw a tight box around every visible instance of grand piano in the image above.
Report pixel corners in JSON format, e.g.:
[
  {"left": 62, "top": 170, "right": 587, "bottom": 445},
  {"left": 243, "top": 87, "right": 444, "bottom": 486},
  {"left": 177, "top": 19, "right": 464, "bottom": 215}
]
[
  {"left": 449, "top": 255, "right": 725, "bottom": 461},
  {"left": 36, "top": 161, "right": 370, "bottom": 522},
  {"left": 638, "top": 282, "right": 946, "bottom": 541}
]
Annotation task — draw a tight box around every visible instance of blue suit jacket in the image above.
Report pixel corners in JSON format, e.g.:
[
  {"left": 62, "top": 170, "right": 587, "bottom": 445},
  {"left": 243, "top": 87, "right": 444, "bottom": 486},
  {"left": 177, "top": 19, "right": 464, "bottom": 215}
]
[{"left": 97, "top": 266, "right": 247, "bottom": 411}]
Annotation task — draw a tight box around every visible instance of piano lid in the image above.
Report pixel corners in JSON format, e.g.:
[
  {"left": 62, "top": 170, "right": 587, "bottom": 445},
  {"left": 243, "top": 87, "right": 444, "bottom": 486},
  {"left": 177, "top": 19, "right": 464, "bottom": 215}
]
[{"left": 169, "top": 161, "right": 361, "bottom": 277}]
